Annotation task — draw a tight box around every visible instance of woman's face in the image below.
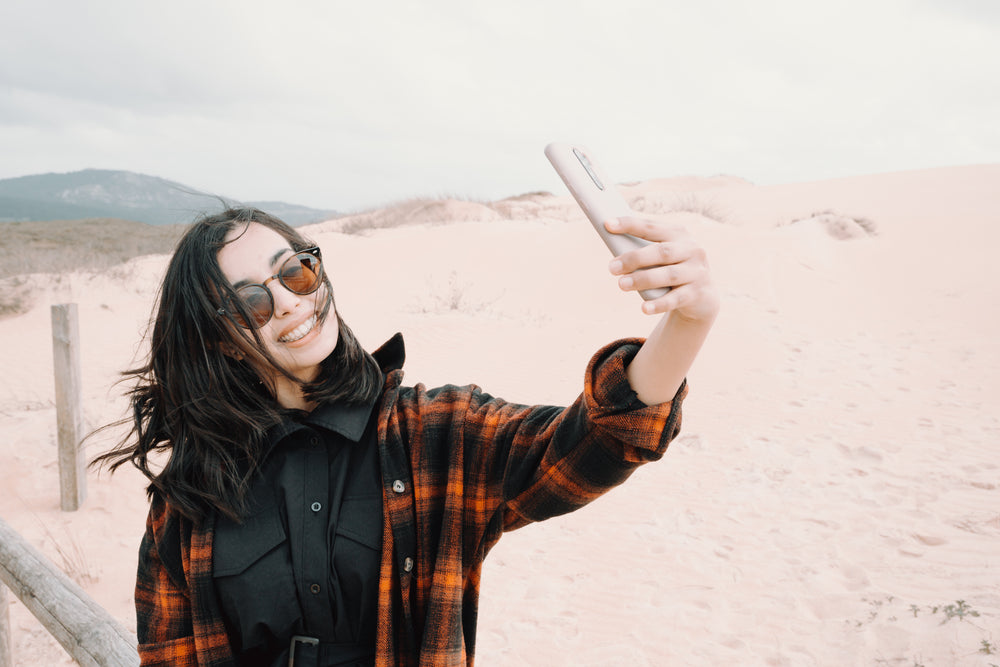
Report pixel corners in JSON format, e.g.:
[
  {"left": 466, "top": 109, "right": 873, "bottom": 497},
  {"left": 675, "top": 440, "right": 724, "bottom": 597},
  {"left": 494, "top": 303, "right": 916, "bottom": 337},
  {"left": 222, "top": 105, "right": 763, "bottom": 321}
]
[{"left": 216, "top": 222, "right": 339, "bottom": 392}]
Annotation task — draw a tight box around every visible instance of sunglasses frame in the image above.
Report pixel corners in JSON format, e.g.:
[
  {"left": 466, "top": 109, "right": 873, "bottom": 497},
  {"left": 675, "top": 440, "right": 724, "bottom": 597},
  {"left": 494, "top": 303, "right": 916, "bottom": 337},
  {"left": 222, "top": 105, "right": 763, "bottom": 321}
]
[{"left": 217, "top": 246, "right": 325, "bottom": 329}]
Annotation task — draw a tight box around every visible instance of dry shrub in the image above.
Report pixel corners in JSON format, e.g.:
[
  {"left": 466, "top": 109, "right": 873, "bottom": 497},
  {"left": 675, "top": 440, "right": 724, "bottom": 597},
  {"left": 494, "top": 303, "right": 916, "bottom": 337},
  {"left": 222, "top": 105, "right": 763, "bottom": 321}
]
[
  {"left": 783, "top": 210, "right": 878, "bottom": 240},
  {"left": 414, "top": 270, "right": 500, "bottom": 315},
  {"left": 37, "top": 522, "right": 97, "bottom": 586},
  {"left": 496, "top": 190, "right": 553, "bottom": 203},
  {"left": 337, "top": 198, "right": 505, "bottom": 234},
  {"left": 0, "top": 218, "right": 183, "bottom": 280},
  {"left": 0, "top": 275, "right": 36, "bottom": 318},
  {"left": 629, "top": 192, "right": 729, "bottom": 223}
]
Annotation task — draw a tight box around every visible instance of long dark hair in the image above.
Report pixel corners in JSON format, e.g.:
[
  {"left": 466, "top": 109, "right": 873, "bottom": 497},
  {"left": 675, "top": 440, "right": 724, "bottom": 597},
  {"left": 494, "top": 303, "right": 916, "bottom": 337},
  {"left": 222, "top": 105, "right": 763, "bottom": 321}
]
[{"left": 92, "top": 207, "right": 382, "bottom": 522}]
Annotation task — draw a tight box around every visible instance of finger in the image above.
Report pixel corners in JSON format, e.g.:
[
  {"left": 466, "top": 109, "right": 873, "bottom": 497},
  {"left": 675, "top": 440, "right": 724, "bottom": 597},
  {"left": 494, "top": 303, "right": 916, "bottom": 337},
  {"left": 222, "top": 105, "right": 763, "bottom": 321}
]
[
  {"left": 639, "top": 283, "right": 699, "bottom": 315},
  {"left": 609, "top": 238, "right": 698, "bottom": 275},
  {"left": 617, "top": 260, "right": 706, "bottom": 293},
  {"left": 605, "top": 216, "right": 686, "bottom": 243}
]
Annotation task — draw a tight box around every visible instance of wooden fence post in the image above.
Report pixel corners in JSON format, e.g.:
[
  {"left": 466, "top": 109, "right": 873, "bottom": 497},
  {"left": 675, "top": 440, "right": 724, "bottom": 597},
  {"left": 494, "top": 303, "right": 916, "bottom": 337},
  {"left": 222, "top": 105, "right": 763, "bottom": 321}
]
[
  {"left": 51, "top": 304, "right": 86, "bottom": 511},
  {"left": 0, "top": 582, "right": 11, "bottom": 667}
]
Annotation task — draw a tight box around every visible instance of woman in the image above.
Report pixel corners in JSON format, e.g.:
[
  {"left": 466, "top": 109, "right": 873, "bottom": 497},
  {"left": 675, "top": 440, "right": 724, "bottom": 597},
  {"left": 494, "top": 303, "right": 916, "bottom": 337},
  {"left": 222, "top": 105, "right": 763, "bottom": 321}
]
[{"left": 95, "top": 206, "right": 719, "bottom": 666}]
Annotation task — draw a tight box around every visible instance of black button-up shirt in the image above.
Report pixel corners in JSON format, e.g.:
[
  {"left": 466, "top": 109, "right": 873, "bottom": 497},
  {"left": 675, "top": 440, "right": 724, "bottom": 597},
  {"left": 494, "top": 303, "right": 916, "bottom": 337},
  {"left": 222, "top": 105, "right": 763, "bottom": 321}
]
[{"left": 213, "top": 387, "right": 384, "bottom": 664}]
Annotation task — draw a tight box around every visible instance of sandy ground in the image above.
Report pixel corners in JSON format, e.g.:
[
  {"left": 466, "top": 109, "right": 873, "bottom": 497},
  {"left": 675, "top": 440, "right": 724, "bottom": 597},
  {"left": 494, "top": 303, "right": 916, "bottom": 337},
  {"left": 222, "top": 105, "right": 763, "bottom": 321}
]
[{"left": 1, "top": 164, "right": 998, "bottom": 665}]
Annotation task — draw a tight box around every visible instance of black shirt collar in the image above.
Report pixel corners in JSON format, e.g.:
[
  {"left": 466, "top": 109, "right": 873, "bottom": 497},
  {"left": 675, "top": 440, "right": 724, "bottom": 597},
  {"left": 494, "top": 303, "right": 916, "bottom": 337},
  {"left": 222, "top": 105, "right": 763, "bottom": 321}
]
[
  {"left": 266, "top": 333, "right": 404, "bottom": 446},
  {"left": 371, "top": 332, "right": 405, "bottom": 374},
  {"left": 303, "top": 394, "right": 378, "bottom": 442}
]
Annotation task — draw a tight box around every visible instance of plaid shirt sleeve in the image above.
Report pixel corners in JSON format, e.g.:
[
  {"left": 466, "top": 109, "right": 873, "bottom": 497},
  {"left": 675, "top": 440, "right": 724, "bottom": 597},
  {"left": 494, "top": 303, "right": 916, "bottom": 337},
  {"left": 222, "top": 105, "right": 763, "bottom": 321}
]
[
  {"left": 135, "top": 496, "right": 235, "bottom": 666},
  {"left": 458, "top": 337, "right": 685, "bottom": 531},
  {"left": 135, "top": 496, "right": 199, "bottom": 666},
  {"left": 499, "top": 337, "right": 685, "bottom": 529},
  {"left": 393, "top": 337, "right": 685, "bottom": 540}
]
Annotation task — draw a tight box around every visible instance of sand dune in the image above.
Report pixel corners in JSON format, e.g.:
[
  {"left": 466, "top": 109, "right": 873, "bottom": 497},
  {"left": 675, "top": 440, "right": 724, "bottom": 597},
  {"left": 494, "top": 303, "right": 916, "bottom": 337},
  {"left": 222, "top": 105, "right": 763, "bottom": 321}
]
[{"left": 1, "top": 165, "right": 997, "bottom": 665}]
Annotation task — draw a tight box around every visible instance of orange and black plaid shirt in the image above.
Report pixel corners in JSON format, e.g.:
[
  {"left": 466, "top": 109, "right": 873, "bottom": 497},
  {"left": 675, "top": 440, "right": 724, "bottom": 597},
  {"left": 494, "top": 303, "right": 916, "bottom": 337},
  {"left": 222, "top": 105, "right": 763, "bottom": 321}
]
[{"left": 135, "top": 335, "right": 686, "bottom": 666}]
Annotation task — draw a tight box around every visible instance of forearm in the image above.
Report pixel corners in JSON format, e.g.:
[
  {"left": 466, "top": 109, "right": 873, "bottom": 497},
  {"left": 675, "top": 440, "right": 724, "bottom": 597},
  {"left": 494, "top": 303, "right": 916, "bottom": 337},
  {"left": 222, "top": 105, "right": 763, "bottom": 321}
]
[
  {"left": 499, "top": 339, "right": 685, "bottom": 529},
  {"left": 602, "top": 216, "right": 720, "bottom": 404},
  {"left": 627, "top": 308, "right": 717, "bottom": 405}
]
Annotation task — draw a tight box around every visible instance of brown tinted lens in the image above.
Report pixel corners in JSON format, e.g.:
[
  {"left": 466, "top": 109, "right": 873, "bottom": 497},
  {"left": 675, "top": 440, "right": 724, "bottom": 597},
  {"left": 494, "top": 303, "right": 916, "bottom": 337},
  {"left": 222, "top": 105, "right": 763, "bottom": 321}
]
[
  {"left": 235, "top": 286, "right": 273, "bottom": 328},
  {"left": 281, "top": 252, "right": 322, "bottom": 294}
]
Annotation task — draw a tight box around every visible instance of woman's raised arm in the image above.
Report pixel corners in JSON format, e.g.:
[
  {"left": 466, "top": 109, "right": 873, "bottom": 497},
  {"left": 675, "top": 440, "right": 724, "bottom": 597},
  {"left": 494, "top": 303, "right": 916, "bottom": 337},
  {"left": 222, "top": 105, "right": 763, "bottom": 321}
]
[{"left": 604, "top": 215, "right": 721, "bottom": 405}]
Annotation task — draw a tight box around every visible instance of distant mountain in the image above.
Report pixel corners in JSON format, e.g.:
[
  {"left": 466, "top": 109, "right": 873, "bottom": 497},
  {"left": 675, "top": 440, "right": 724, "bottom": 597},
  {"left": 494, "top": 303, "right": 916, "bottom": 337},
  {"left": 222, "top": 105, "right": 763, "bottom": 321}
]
[{"left": 0, "top": 169, "right": 338, "bottom": 226}]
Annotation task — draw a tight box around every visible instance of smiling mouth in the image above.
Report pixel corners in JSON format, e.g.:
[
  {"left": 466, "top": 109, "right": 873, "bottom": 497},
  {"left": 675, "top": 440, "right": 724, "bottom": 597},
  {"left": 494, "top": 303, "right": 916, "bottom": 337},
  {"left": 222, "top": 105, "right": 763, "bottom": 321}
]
[{"left": 278, "top": 314, "right": 318, "bottom": 343}]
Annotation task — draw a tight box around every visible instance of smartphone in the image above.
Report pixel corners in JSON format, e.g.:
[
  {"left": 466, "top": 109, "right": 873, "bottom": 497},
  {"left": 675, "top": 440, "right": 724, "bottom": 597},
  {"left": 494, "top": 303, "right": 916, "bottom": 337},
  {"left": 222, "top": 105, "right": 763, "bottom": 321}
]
[{"left": 544, "top": 142, "right": 669, "bottom": 300}]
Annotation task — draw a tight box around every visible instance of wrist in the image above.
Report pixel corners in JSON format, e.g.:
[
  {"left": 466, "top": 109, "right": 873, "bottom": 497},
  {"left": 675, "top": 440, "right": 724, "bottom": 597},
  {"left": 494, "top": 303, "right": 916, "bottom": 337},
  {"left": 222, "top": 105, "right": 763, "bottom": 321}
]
[{"left": 672, "top": 289, "right": 721, "bottom": 326}]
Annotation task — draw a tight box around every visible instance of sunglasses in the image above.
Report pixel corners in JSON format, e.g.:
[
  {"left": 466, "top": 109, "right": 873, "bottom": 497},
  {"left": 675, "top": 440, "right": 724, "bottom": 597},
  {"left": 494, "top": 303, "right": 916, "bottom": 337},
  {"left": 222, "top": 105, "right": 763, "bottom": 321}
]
[{"left": 219, "top": 247, "right": 325, "bottom": 329}]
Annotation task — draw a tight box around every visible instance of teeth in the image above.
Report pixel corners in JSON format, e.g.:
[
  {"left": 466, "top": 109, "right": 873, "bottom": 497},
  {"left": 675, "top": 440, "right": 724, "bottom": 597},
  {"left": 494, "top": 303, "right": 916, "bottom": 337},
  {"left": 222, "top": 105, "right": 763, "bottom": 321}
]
[{"left": 278, "top": 315, "right": 317, "bottom": 343}]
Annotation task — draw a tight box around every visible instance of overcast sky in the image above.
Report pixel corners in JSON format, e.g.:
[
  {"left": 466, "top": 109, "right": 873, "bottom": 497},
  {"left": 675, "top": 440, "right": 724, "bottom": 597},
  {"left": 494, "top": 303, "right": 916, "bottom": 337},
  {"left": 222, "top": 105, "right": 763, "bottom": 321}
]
[{"left": 1, "top": 0, "right": 997, "bottom": 211}]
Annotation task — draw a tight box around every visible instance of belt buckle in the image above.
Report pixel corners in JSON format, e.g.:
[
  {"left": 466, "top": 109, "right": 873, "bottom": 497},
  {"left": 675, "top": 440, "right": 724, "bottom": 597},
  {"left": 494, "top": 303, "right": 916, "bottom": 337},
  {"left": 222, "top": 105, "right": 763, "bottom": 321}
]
[{"left": 288, "top": 635, "right": 319, "bottom": 667}]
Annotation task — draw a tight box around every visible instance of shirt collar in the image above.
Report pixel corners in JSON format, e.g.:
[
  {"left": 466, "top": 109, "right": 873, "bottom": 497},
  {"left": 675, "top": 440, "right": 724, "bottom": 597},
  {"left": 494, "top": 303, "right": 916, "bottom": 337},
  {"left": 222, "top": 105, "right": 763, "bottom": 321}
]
[
  {"left": 303, "top": 389, "right": 380, "bottom": 441},
  {"left": 266, "top": 333, "right": 404, "bottom": 446},
  {"left": 371, "top": 332, "right": 405, "bottom": 373}
]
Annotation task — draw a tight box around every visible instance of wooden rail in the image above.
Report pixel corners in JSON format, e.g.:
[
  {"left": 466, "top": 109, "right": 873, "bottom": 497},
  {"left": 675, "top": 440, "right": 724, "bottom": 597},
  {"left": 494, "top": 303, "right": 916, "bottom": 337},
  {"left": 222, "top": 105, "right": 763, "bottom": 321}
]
[
  {"left": 0, "top": 304, "right": 136, "bottom": 664},
  {"left": 0, "top": 517, "right": 138, "bottom": 666}
]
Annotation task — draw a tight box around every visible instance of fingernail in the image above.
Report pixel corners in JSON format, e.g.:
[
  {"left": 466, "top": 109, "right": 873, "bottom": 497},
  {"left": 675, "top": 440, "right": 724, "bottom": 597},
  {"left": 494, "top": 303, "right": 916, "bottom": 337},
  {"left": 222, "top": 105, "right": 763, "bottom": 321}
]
[
  {"left": 642, "top": 302, "right": 656, "bottom": 314},
  {"left": 605, "top": 219, "right": 620, "bottom": 230},
  {"left": 619, "top": 276, "right": 633, "bottom": 289},
  {"left": 609, "top": 259, "right": 623, "bottom": 274}
]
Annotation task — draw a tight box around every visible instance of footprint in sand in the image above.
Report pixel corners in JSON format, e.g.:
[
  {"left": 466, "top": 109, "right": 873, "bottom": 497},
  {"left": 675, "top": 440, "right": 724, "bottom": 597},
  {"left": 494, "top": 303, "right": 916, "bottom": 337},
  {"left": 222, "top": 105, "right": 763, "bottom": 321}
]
[
  {"left": 676, "top": 433, "right": 703, "bottom": 450},
  {"left": 835, "top": 443, "right": 883, "bottom": 462},
  {"left": 839, "top": 563, "right": 870, "bottom": 591},
  {"left": 804, "top": 594, "right": 860, "bottom": 620}
]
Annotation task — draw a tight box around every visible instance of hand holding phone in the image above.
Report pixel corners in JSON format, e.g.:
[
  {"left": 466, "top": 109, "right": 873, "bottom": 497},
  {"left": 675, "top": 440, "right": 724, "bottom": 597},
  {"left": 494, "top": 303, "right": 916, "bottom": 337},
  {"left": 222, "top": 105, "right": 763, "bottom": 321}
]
[{"left": 544, "top": 143, "right": 669, "bottom": 301}]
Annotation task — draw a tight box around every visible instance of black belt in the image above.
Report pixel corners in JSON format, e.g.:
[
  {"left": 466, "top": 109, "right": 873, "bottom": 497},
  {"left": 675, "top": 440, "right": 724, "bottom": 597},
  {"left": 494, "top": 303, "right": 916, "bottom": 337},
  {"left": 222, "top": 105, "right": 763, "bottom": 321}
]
[{"left": 288, "top": 635, "right": 375, "bottom": 667}]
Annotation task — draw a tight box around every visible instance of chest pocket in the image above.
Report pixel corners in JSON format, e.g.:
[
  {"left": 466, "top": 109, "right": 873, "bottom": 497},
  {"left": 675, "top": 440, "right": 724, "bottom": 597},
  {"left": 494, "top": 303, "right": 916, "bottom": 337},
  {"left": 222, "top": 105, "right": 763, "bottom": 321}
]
[
  {"left": 333, "top": 425, "right": 383, "bottom": 566},
  {"left": 329, "top": 491, "right": 383, "bottom": 644},
  {"left": 335, "top": 496, "right": 382, "bottom": 550},
  {"left": 213, "top": 497, "right": 302, "bottom": 651}
]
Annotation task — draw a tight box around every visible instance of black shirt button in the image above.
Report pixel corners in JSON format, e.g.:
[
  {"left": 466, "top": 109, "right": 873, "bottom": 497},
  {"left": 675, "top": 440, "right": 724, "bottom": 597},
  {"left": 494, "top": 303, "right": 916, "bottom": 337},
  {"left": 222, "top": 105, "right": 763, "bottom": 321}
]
[
  {"left": 311, "top": 501, "right": 322, "bottom": 512},
  {"left": 310, "top": 583, "right": 321, "bottom": 595},
  {"left": 310, "top": 436, "right": 320, "bottom": 447}
]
